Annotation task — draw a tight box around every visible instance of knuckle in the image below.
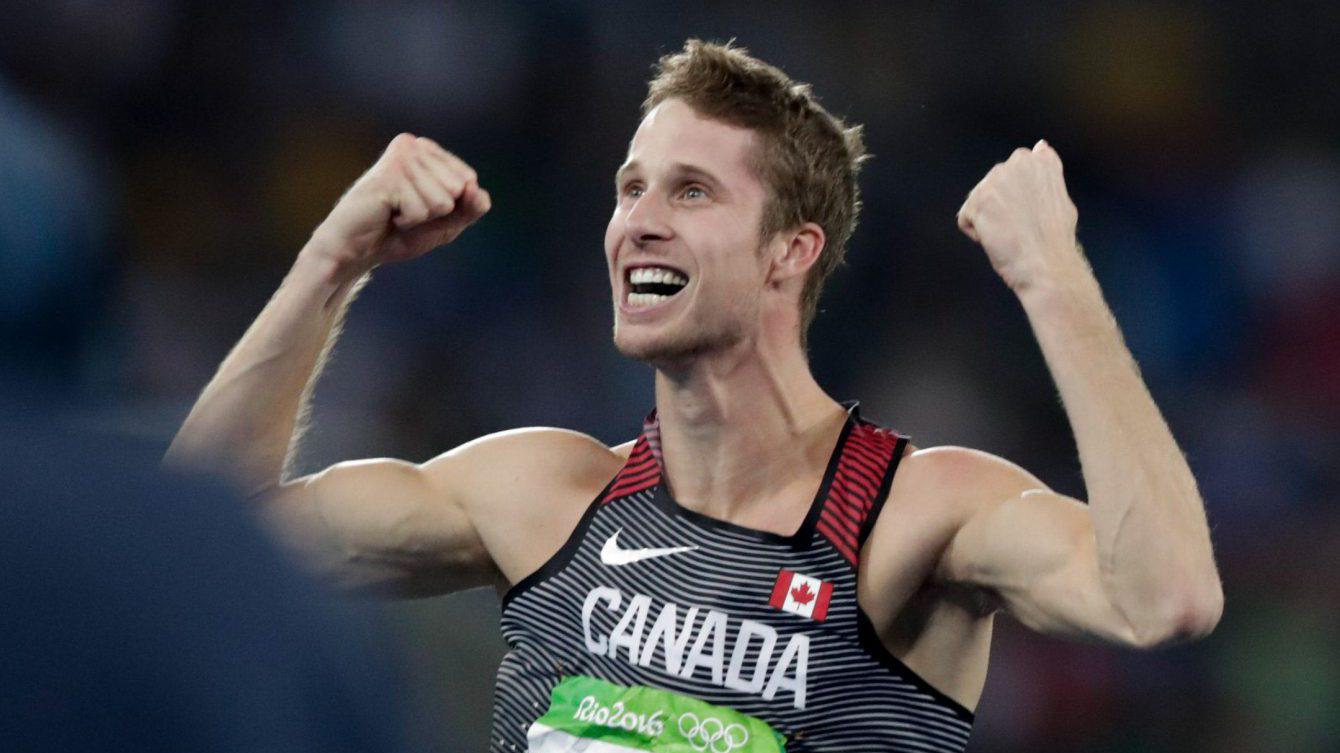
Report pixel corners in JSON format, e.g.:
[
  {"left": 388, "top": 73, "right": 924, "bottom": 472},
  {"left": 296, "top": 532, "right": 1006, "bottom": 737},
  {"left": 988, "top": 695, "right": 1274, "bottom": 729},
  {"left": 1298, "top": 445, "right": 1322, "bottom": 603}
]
[{"left": 399, "top": 199, "right": 427, "bottom": 220}]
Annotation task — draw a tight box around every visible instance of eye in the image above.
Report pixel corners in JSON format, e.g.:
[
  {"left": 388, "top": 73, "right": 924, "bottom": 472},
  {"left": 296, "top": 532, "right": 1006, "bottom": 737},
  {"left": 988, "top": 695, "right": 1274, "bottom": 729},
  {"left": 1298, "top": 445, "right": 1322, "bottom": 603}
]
[
  {"left": 621, "top": 182, "right": 644, "bottom": 199},
  {"left": 680, "top": 184, "right": 708, "bottom": 200}
]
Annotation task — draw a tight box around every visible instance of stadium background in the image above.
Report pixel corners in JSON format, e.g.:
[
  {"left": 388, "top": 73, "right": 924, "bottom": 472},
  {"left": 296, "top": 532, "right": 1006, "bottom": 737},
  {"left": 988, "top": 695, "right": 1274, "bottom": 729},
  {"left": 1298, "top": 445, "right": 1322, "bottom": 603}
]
[{"left": 2, "top": 1, "right": 1336, "bottom": 751}]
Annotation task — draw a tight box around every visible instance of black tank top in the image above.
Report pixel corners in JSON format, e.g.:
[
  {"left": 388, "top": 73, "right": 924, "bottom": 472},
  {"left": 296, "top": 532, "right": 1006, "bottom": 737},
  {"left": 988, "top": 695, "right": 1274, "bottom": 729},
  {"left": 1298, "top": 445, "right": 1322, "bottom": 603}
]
[{"left": 492, "top": 404, "right": 974, "bottom": 752}]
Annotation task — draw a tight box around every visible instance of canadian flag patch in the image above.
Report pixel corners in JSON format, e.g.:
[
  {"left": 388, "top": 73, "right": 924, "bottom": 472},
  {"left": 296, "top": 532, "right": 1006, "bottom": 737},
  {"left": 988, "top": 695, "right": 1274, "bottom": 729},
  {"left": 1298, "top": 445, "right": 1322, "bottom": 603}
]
[{"left": 769, "top": 570, "right": 833, "bottom": 621}]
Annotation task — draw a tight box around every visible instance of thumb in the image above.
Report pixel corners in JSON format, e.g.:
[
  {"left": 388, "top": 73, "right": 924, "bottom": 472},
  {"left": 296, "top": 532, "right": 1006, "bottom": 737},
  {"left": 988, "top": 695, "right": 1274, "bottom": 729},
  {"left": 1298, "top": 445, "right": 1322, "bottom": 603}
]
[{"left": 956, "top": 202, "right": 982, "bottom": 244}]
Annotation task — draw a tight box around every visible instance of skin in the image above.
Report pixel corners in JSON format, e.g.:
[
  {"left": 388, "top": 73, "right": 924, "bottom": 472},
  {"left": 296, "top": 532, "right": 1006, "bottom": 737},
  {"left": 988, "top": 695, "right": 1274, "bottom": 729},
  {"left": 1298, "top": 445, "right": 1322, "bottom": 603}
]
[{"left": 167, "top": 98, "right": 1223, "bottom": 713}]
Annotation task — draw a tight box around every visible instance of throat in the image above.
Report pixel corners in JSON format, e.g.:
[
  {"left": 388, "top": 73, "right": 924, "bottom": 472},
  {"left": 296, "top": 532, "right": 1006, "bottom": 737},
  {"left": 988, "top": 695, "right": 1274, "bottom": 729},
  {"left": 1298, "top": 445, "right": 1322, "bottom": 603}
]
[
  {"left": 668, "top": 470, "right": 826, "bottom": 538},
  {"left": 658, "top": 406, "right": 849, "bottom": 532}
]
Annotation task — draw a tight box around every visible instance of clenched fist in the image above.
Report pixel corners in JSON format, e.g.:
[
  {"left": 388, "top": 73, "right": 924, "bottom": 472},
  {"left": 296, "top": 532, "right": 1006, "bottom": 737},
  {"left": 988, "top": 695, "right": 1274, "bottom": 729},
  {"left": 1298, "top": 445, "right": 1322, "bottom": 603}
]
[
  {"left": 308, "top": 133, "right": 491, "bottom": 277},
  {"left": 957, "top": 140, "right": 1083, "bottom": 293}
]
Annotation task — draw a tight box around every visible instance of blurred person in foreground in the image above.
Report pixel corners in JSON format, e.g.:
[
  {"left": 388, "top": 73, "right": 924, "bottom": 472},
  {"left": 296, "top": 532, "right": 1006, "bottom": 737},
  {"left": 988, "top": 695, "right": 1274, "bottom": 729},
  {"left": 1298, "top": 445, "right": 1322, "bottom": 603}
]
[
  {"left": 166, "top": 40, "right": 1223, "bottom": 752},
  {"left": 0, "top": 418, "right": 421, "bottom": 752},
  {"left": 0, "top": 82, "right": 421, "bottom": 752}
]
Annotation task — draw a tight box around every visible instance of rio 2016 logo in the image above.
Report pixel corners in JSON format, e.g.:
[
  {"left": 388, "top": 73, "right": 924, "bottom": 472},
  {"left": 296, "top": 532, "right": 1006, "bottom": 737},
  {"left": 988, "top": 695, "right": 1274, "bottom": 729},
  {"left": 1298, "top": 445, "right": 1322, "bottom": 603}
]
[
  {"left": 572, "top": 695, "right": 665, "bottom": 737},
  {"left": 678, "top": 712, "right": 749, "bottom": 753}
]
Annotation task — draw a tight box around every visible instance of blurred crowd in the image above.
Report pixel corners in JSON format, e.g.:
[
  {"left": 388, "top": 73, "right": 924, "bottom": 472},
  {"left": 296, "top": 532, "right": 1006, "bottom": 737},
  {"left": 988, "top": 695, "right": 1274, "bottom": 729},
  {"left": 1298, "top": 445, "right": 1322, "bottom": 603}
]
[{"left": 2, "top": 1, "right": 1336, "bottom": 752}]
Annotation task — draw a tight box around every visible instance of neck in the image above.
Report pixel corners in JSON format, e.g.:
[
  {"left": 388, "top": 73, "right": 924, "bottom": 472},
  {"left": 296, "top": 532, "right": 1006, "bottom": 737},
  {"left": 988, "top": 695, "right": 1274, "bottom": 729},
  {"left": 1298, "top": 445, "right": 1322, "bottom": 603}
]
[{"left": 652, "top": 335, "right": 844, "bottom": 520}]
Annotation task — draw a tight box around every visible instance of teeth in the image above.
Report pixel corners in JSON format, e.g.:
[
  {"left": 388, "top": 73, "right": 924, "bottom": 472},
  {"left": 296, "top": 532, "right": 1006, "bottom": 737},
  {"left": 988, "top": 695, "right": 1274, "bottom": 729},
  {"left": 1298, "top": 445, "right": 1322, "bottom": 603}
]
[
  {"left": 629, "top": 267, "right": 688, "bottom": 286},
  {"left": 628, "top": 292, "right": 671, "bottom": 307}
]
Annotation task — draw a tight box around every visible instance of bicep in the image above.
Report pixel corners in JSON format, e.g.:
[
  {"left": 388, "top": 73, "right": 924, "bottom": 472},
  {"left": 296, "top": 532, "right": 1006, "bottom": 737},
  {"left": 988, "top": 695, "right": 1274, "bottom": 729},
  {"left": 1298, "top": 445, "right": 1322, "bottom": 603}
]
[
  {"left": 265, "top": 454, "right": 494, "bottom": 597},
  {"left": 930, "top": 454, "right": 1138, "bottom": 645}
]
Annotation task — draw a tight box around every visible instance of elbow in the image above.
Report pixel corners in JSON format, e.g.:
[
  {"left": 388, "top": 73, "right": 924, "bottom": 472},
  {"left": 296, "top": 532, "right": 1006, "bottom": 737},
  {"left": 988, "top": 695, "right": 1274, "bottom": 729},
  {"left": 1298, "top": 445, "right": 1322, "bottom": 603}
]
[{"left": 1128, "top": 581, "right": 1225, "bottom": 649}]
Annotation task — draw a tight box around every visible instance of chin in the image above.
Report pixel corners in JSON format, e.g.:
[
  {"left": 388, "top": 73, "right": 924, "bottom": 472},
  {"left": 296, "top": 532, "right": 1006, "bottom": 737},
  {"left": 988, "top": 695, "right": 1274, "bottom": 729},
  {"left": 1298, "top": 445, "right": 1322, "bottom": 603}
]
[{"left": 613, "top": 321, "right": 742, "bottom": 368}]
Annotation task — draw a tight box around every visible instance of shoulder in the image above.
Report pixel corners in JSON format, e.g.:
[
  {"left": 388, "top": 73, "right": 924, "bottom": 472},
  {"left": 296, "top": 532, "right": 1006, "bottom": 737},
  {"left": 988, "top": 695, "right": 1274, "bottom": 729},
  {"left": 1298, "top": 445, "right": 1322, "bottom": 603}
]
[
  {"left": 864, "top": 444, "right": 1050, "bottom": 585},
  {"left": 861, "top": 445, "right": 1053, "bottom": 620},
  {"left": 892, "top": 444, "right": 1049, "bottom": 522},
  {"left": 418, "top": 427, "right": 635, "bottom": 586},
  {"left": 431, "top": 425, "right": 625, "bottom": 464},
  {"left": 889, "top": 445, "right": 1058, "bottom": 586},
  {"left": 422, "top": 426, "right": 629, "bottom": 500}
]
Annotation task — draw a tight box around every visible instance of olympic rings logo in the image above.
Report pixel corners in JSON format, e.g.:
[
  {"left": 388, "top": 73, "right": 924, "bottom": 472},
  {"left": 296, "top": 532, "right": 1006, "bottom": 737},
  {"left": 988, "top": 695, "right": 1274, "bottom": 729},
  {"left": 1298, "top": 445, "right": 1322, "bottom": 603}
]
[{"left": 677, "top": 712, "right": 749, "bottom": 753}]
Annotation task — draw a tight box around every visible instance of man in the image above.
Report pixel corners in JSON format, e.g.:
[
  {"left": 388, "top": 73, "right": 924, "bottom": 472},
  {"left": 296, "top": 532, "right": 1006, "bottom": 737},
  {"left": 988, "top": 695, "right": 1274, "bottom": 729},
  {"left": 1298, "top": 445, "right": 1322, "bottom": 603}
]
[{"left": 167, "top": 40, "right": 1223, "bottom": 752}]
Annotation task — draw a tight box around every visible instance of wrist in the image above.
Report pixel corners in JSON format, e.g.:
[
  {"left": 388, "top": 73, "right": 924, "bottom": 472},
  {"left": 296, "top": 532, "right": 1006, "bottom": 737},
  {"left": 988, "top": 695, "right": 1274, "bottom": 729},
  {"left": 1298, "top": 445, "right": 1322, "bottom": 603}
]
[
  {"left": 1015, "top": 265, "right": 1108, "bottom": 323},
  {"left": 297, "top": 232, "right": 375, "bottom": 287},
  {"left": 1011, "top": 242, "right": 1100, "bottom": 300}
]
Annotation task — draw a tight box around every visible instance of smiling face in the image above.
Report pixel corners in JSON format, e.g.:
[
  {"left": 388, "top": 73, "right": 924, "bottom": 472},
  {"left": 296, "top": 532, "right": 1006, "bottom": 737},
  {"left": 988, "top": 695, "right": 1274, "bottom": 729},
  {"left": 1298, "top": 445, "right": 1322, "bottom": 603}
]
[{"left": 605, "top": 98, "right": 776, "bottom": 367}]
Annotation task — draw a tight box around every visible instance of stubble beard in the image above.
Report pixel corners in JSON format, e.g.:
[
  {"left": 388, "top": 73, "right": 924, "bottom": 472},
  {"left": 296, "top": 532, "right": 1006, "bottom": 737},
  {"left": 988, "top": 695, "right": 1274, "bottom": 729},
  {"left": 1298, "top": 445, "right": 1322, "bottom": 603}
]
[
  {"left": 613, "top": 318, "right": 744, "bottom": 370},
  {"left": 612, "top": 296, "right": 754, "bottom": 370}
]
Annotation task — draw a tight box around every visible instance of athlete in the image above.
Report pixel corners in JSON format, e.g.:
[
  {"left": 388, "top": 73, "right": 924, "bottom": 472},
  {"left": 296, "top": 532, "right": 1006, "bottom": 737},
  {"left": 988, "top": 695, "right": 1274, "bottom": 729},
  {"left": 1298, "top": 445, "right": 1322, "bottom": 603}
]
[{"left": 167, "top": 40, "right": 1223, "bottom": 752}]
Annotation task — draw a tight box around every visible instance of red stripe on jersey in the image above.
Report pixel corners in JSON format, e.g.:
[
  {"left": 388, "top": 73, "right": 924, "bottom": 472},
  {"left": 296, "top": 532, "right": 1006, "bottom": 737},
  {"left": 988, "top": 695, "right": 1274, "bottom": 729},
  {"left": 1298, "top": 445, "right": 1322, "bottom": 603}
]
[
  {"left": 601, "top": 413, "right": 666, "bottom": 504},
  {"left": 828, "top": 491, "right": 866, "bottom": 528},
  {"left": 827, "top": 482, "right": 867, "bottom": 525},
  {"left": 815, "top": 421, "right": 904, "bottom": 566},
  {"left": 845, "top": 437, "right": 887, "bottom": 462},
  {"left": 820, "top": 504, "right": 861, "bottom": 537},
  {"left": 606, "top": 466, "right": 658, "bottom": 492},
  {"left": 820, "top": 487, "right": 862, "bottom": 527},
  {"left": 614, "top": 456, "right": 656, "bottom": 480},
  {"left": 834, "top": 464, "right": 880, "bottom": 498},
  {"left": 841, "top": 448, "right": 886, "bottom": 482},
  {"left": 816, "top": 517, "right": 857, "bottom": 565},
  {"left": 827, "top": 485, "right": 869, "bottom": 525}
]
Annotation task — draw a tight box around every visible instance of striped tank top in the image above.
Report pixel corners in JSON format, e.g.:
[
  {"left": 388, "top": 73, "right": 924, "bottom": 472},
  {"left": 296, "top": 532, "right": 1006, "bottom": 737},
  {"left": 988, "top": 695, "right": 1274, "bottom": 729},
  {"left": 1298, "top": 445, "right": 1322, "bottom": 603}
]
[{"left": 493, "top": 404, "right": 974, "bottom": 752}]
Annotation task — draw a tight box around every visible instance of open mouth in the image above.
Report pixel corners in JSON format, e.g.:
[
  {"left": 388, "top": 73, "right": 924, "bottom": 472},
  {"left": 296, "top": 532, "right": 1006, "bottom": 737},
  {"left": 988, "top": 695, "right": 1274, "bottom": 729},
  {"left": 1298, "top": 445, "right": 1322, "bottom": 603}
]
[{"left": 625, "top": 265, "right": 689, "bottom": 308}]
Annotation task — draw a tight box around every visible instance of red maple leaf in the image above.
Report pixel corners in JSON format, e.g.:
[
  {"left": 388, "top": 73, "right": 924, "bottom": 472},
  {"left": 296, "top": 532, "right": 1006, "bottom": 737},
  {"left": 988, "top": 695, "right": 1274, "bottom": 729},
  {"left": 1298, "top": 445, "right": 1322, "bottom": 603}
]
[{"left": 790, "top": 582, "right": 815, "bottom": 605}]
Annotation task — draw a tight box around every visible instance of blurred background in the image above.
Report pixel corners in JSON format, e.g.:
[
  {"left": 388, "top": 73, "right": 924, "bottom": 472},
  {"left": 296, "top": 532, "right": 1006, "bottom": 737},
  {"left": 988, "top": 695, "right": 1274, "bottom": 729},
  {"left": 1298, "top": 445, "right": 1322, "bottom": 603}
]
[{"left": 2, "top": 1, "right": 1337, "bottom": 751}]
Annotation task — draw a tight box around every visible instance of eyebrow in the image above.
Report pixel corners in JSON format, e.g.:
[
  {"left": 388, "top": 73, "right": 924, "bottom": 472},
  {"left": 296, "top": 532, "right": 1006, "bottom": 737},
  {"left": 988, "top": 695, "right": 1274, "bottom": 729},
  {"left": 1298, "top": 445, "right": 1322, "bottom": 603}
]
[{"left": 615, "top": 161, "right": 725, "bottom": 191}]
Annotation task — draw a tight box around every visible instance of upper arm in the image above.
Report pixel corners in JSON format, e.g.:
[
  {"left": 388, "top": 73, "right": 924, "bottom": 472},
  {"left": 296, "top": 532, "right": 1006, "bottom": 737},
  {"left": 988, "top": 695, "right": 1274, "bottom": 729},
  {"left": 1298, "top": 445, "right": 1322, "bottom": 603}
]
[
  {"left": 265, "top": 427, "right": 617, "bottom": 598},
  {"left": 916, "top": 447, "right": 1141, "bottom": 646}
]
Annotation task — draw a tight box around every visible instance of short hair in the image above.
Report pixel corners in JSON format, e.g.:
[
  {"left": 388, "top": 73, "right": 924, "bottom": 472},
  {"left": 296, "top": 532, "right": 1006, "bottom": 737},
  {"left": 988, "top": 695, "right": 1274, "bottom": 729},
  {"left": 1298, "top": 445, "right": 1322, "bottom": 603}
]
[{"left": 643, "top": 39, "right": 868, "bottom": 345}]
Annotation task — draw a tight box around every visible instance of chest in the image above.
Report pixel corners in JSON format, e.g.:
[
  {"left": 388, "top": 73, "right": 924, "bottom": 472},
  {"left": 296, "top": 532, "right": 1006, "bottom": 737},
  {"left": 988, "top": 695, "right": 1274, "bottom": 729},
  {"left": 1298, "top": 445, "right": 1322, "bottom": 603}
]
[
  {"left": 501, "top": 491, "right": 863, "bottom": 709},
  {"left": 494, "top": 491, "right": 976, "bottom": 752},
  {"left": 489, "top": 463, "right": 953, "bottom": 641},
  {"left": 504, "top": 491, "right": 851, "bottom": 691}
]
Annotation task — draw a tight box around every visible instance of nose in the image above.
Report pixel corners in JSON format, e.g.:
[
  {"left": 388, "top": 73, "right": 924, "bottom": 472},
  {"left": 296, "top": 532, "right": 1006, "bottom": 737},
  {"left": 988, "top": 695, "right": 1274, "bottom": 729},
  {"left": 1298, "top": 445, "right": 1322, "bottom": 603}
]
[{"left": 624, "top": 189, "right": 673, "bottom": 246}]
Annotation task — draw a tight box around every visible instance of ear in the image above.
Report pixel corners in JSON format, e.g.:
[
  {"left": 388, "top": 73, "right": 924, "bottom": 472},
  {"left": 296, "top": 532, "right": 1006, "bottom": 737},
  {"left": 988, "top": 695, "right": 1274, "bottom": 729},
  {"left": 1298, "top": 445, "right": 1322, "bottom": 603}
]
[{"left": 767, "top": 222, "right": 826, "bottom": 286}]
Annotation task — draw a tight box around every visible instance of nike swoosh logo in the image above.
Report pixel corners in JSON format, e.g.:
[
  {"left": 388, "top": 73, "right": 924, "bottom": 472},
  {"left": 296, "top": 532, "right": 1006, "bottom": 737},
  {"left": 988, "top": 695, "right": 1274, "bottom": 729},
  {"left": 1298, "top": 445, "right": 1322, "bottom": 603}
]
[{"left": 600, "top": 529, "right": 698, "bottom": 566}]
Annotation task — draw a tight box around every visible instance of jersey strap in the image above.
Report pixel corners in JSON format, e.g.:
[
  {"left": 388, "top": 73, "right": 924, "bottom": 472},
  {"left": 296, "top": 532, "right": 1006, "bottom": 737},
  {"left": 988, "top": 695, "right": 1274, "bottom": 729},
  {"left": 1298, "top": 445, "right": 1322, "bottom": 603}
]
[
  {"left": 600, "top": 411, "right": 663, "bottom": 504},
  {"left": 815, "top": 416, "right": 909, "bottom": 566}
]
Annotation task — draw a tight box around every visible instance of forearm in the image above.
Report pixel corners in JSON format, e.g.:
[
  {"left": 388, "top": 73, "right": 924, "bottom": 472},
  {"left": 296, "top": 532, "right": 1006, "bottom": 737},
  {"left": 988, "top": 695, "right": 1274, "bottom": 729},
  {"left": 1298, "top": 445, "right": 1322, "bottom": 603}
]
[
  {"left": 165, "top": 132, "right": 489, "bottom": 496},
  {"left": 1017, "top": 259, "right": 1222, "bottom": 641},
  {"left": 164, "top": 241, "right": 369, "bottom": 494}
]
